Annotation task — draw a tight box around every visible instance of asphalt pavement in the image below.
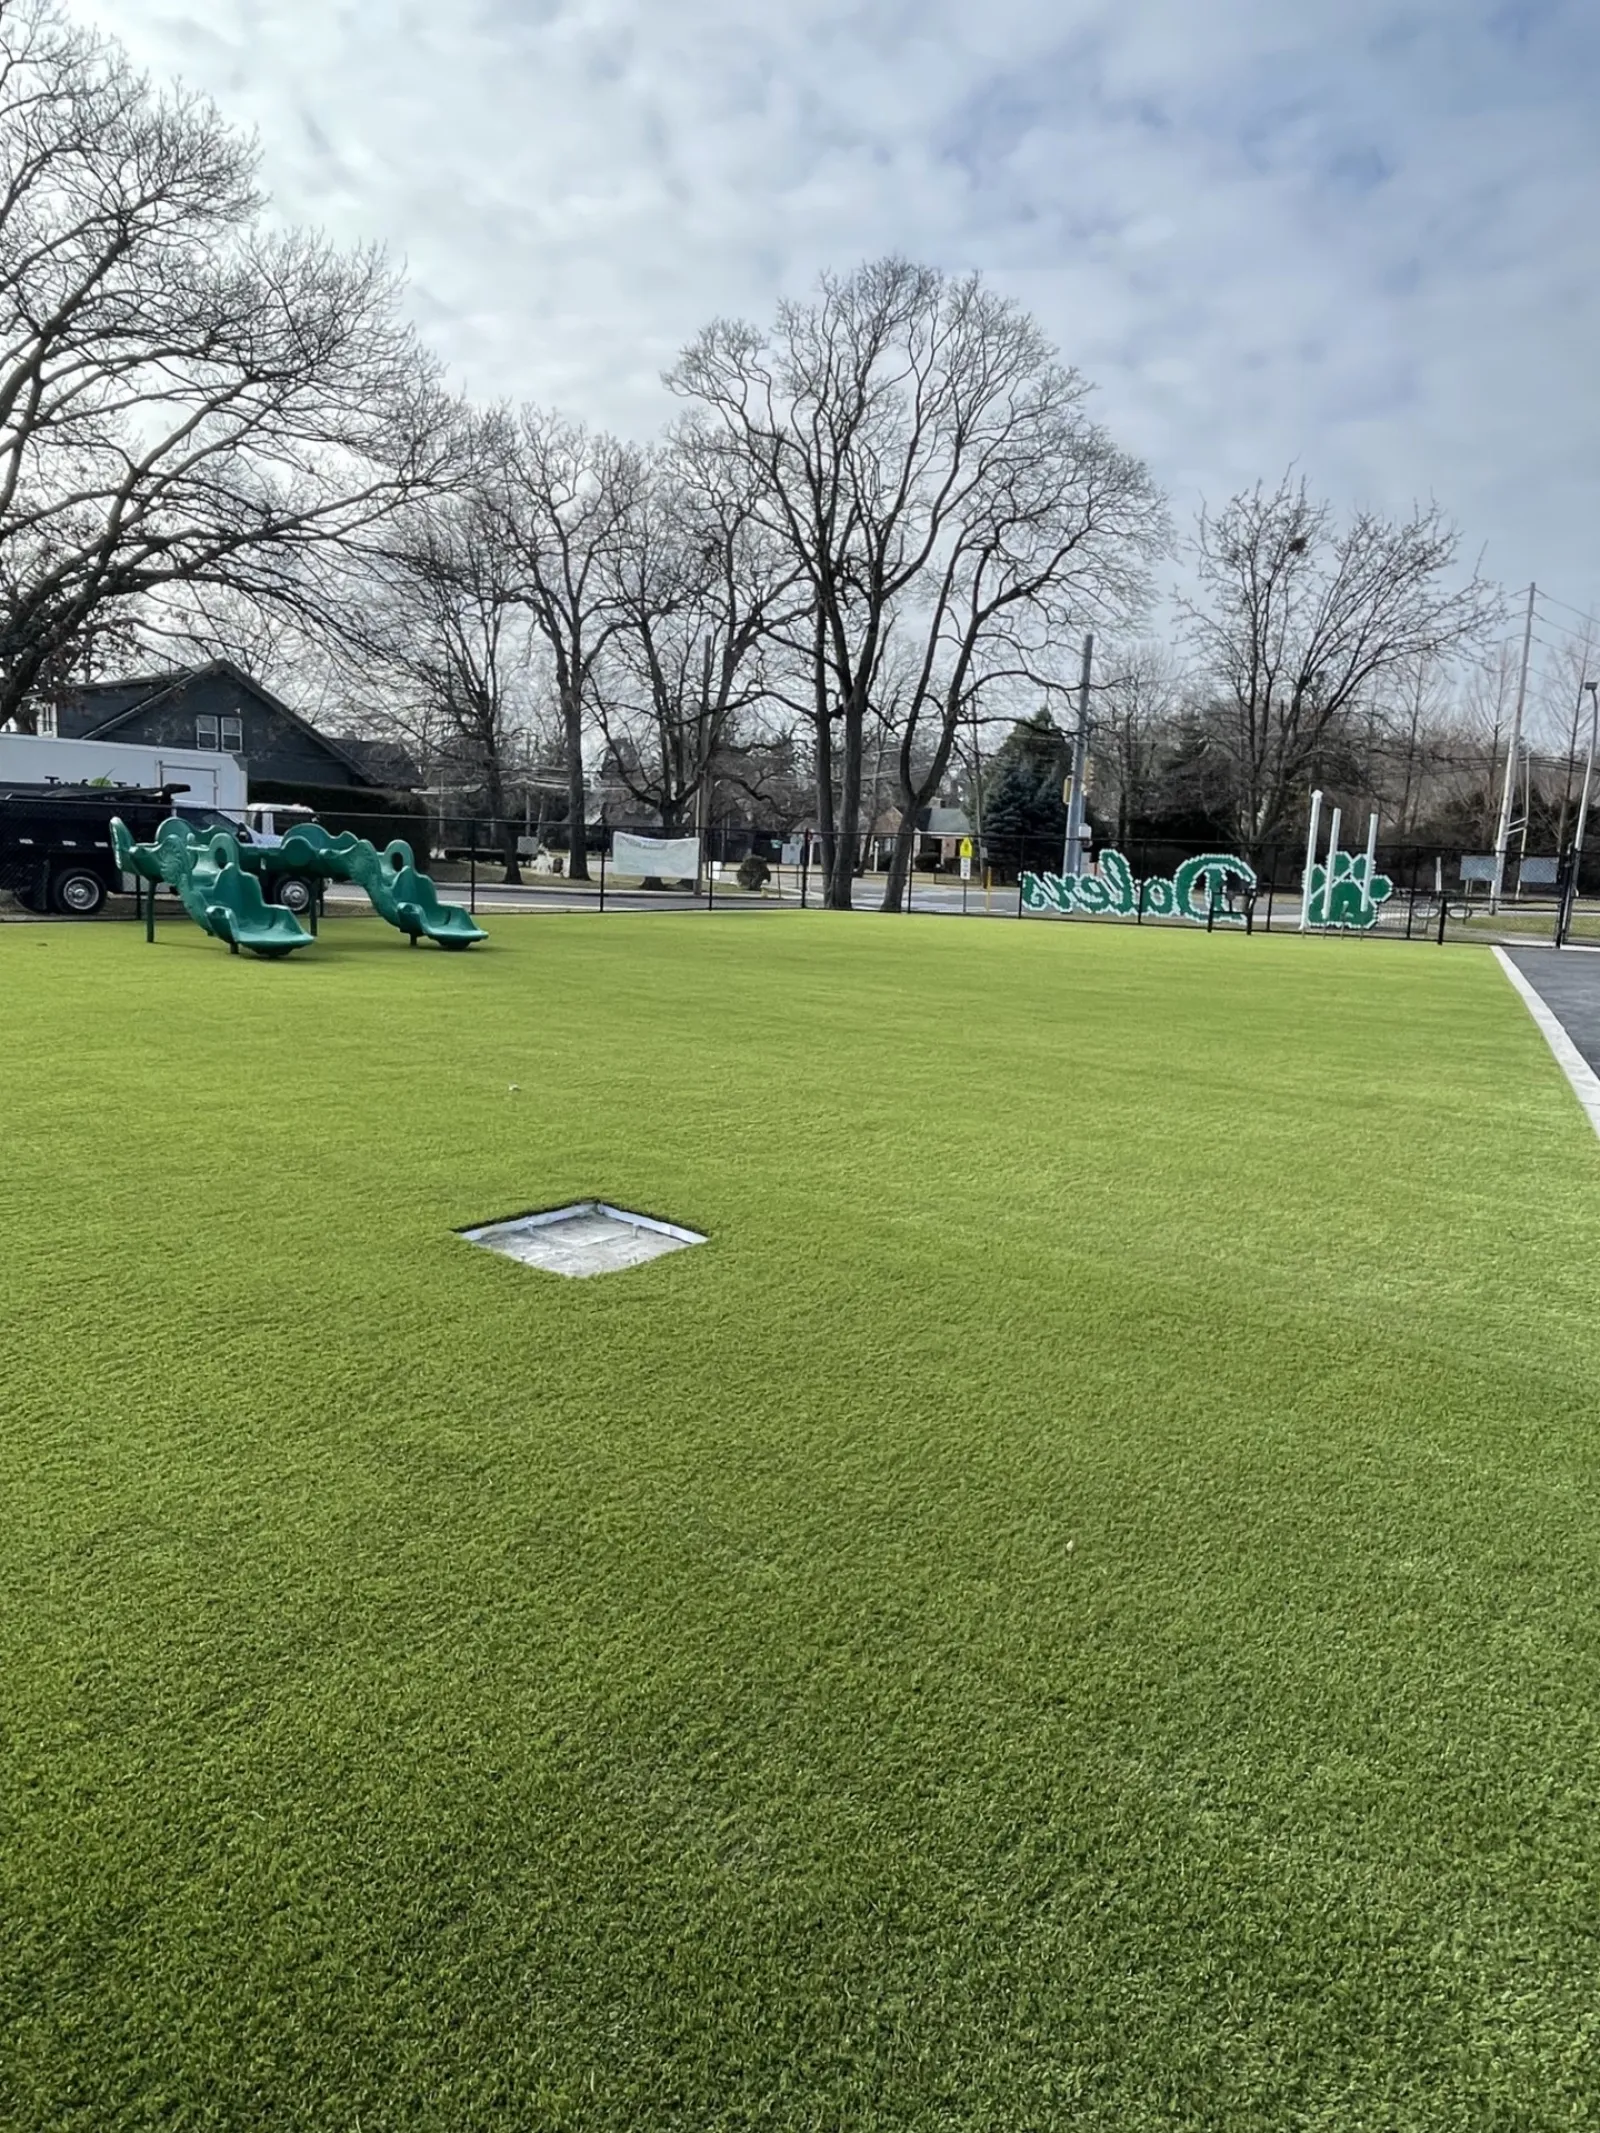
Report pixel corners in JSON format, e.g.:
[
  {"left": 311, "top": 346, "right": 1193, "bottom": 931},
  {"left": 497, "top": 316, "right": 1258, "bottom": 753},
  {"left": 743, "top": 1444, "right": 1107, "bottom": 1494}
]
[{"left": 1504, "top": 948, "right": 1600, "bottom": 1075}]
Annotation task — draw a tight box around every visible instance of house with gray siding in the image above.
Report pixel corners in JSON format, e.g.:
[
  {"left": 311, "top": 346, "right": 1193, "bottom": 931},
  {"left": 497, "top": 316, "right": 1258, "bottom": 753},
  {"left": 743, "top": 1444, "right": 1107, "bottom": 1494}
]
[{"left": 47, "top": 660, "right": 400, "bottom": 793}]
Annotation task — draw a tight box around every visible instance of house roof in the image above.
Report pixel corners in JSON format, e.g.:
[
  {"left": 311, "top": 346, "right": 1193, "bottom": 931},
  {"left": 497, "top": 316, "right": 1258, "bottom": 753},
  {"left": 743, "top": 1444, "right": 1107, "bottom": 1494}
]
[
  {"left": 924, "top": 806, "right": 972, "bottom": 837},
  {"left": 334, "top": 737, "right": 423, "bottom": 790},
  {"left": 71, "top": 659, "right": 378, "bottom": 786},
  {"left": 870, "top": 804, "right": 974, "bottom": 838}
]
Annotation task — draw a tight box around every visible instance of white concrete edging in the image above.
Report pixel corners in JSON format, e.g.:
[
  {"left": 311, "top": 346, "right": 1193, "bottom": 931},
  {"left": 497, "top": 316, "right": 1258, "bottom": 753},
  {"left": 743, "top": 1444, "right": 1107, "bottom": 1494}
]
[{"left": 1493, "top": 946, "right": 1600, "bottom": 1141}]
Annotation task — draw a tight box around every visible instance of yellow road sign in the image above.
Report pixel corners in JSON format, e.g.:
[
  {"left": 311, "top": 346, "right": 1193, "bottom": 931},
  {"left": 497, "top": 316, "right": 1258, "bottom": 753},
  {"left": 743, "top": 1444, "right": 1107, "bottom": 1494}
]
[{"left": 959, "top": 836, "right": 973, "bottom": 859}]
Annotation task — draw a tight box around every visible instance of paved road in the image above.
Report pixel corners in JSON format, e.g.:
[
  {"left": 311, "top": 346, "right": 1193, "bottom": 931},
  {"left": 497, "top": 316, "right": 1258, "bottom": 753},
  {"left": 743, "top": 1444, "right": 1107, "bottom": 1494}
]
[
  {"left": 322, "top": 882, "right": 789, "bottom": 917},
  {"left": 1505, "top": 948, "right": 1600, "bottom": 1074}
]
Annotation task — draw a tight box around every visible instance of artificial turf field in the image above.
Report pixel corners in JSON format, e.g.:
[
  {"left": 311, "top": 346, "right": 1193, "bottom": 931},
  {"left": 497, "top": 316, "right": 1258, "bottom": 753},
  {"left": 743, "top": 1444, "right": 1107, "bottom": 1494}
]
[{"left": 3, "top": 913, "right": 1599, "bottom": 2132}]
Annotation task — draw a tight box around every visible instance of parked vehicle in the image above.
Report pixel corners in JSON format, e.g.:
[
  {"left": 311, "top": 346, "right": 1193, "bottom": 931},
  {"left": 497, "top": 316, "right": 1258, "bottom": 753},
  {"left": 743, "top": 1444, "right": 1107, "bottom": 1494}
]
[
  {"left": 0, "top": 731, "right": 247, "bottom": 815},
  {"left": 0, "top": 780, "right": 335, "bottom": 919},
  {"left": 0, "top": 783, "right": 183, "bottom": 915},
  {"left": 241, "top": 803, "right": 316, "bottom": 845}
]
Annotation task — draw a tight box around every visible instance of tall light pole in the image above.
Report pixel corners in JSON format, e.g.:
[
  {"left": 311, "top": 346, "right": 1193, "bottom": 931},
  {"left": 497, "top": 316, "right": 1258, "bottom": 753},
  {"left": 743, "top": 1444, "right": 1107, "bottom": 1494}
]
[
  {"left": 1560, "top": 679, "right": 1599, "bottom": 947},
  {"left": 1062, "top": 632, "right": 1093, "bottom": 877},
  {"left": 1556, "top": 670, "right": 1593, "bottom": 852},
  {"left": 1491, "top": 582, "right": 1536, "bottom": 910}
]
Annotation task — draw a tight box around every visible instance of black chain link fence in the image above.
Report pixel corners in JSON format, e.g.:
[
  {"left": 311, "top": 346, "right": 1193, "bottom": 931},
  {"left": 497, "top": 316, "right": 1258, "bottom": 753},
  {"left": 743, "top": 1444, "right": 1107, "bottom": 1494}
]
[{"left": 7, "top": 799, "right": 1595, "bottom": 947}]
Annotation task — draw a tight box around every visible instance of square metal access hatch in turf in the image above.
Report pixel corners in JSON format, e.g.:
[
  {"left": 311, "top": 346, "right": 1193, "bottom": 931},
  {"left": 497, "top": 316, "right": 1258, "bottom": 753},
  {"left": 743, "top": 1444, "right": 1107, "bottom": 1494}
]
[{"left": 457, "top": 1202, "right": 706, "bottom": 1278}]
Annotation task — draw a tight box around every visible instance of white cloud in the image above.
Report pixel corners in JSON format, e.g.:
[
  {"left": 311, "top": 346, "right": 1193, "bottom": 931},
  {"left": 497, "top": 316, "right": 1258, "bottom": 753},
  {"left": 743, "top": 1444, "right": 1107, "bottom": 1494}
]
[{"left": 78, "top": 0, "right": 1600, "bottom": 661}]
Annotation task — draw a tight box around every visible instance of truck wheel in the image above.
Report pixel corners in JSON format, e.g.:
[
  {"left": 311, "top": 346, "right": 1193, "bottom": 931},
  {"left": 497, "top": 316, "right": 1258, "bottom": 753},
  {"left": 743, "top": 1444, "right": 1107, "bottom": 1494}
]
[
  {"left": 269, "top": 874, "right": 315, "bottom": 914},
  {"left": 52, "top": 867, "right": 107, "bottom": 916}
]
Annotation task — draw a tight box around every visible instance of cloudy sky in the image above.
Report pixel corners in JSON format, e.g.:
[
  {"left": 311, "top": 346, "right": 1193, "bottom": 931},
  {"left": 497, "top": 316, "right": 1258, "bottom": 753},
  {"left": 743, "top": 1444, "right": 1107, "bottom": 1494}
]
[{"left": 84, "top": 0, "right": 1600, "bottom": 677}]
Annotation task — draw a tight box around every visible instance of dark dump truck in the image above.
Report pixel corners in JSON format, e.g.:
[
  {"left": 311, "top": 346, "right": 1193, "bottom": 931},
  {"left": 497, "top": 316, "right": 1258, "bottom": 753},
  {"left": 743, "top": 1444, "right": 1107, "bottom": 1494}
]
[{"left": 0, "top": 782, "right": 194, "bottom": 915}]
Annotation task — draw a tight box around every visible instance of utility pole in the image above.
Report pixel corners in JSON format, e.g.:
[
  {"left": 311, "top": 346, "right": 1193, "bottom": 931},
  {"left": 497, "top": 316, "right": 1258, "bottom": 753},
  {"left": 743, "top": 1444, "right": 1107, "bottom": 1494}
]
[
  {"left": 1491, "top": 582, "right": 1536, "bottom": 910},
  {"left": 1063, "top": 632, "right": 1093, "bottom": 876},
  {"left": 694, "top": 632, "right": 712, "bottom": 893}
]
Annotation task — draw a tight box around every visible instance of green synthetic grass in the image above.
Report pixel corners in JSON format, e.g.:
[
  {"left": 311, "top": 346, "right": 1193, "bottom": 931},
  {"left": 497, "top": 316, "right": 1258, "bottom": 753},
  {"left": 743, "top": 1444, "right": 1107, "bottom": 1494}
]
[{"left": 4, "top": 915, "right": 1600, "bottom": 2132}]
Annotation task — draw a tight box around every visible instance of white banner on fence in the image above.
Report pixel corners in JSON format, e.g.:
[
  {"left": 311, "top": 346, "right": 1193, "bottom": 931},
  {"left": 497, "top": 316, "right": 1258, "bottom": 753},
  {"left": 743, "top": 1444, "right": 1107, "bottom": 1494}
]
[{"left": 612, "top": 832, "right": 701, "bottom": 881}]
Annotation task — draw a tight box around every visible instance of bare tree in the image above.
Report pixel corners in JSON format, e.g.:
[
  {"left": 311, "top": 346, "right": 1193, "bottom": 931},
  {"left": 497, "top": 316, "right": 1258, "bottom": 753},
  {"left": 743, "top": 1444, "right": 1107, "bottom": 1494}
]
[
  {"left": 594, "top": 431, "right": 805, "bottom": 835},
  {"left": 1093, "top": 644, "right": 1185, "bottom": 844},
  {"left": 1531, "top": 617, "right": 1600, "bottom": 851},
  {"left": 1180, "top": 472, "right": 1501, "bottom": 855},
  {"left": 0, "top": 0, "right": 458, "bottom": 732},
  {"left": 333, "top": 477, "right": 534, "bottom": 882},
  {"left": 670, "top": 262, "right": 1163, "bottom": 906},
  {"left": 490, "top": 412, "right": 641, "bottom": 881}
]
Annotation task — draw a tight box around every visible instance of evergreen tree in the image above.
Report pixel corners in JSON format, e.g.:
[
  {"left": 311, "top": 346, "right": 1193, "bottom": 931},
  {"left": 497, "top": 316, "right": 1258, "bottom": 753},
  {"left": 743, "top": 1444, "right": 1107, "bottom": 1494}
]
[{"left": 983, "top": 714, "right": 1069, "bottom": 871}]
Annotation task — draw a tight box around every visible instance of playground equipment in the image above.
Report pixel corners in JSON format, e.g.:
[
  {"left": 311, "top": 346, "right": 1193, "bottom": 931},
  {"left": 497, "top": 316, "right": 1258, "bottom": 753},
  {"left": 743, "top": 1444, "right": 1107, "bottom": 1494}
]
[
  {"left": 1299, "top": 791, "right": 1394, "bottom": 931},
  {"left": 251, "top": 823, "right": 485, "bottom": 948},
  {"left": 110, "top": 816, "right": 486, "bottom": 955},
  {"left": 111, "top": 817, "right": 311, "bottom": 958}
]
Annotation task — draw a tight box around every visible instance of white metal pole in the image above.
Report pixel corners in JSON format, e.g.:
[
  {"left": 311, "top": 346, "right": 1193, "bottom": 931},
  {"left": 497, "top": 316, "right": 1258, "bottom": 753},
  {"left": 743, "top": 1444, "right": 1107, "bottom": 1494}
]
[
  {"left": 1491, "top": 582, "right": 1536, "bottom": 911},
  {"left": 1362, "top": 810, "right": 1379, "bottom": 922},
  {"left": 1322, "top": 805, "right": 1342, "bottom": 928},
  {"left": 1300, "top": 788, "right": 1323, "bottom": 930}
]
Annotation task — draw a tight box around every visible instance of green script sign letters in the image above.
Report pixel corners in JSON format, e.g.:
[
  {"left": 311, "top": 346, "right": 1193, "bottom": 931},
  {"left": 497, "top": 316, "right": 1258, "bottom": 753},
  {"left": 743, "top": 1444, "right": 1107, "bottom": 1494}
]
[{"left": 1021, "top": 850, "right": 1258, "bottom": 922}]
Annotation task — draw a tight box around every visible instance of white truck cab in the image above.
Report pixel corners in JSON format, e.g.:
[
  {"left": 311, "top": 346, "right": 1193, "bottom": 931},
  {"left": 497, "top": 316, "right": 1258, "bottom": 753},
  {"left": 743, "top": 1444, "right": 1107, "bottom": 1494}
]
[{"left": 242, "top": 803, "right": 317, "bottom": 848}]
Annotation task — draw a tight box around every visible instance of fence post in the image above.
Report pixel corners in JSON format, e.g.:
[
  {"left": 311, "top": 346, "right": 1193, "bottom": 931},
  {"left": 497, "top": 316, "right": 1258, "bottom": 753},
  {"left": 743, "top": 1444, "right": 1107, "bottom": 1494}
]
[
  {"left": 707, "top": 831, "right": 715, "bottom": 912},
  {"left": 800, "top": 839, "right": 808, "bottom": 909},
  {"left": 1436, "top": 892, "right": 1448, "bottom": 946},
  {"left": 598, "top": 832, "right": 607, "bottom": 913},
  {"left": 144, "top": 875, "right": 155, "bottom": 943},
  {"left": 469, "top": 824, "right": 477, "bottom": 916}
]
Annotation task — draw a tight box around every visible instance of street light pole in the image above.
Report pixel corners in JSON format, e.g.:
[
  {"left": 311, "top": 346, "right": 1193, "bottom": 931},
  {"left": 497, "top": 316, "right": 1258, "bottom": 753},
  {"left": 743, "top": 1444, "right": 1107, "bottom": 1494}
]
[
  {"left": 1063, "top": 632, "right": 1093, "bottom": 877},
  {"left": 1560, "top": 679, "right": 1599, "bottom": 947},
  {"left": 1491, "top": 581, "right": 1536, "bottom": 910}
]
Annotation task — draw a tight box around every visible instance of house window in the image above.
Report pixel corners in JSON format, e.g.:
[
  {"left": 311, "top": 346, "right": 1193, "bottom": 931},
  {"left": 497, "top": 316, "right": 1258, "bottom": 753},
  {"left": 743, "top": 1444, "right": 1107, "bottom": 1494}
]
[{"left": 195, "top": 713, "right": 243, "bottom": 752}]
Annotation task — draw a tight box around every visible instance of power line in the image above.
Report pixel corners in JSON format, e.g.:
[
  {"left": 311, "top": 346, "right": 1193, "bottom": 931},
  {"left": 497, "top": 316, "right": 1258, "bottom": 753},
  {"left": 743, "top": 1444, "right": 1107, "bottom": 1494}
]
[
  {"left": 1533, "top": 586, "right": 1600, "bottom": 625},
  {"left": 1531, "top": 606, "right": 1600, "bottom": 648}
]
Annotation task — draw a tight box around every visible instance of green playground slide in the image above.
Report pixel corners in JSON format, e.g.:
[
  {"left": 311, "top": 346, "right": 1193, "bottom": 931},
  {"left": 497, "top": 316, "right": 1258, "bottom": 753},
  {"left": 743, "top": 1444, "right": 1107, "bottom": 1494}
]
[
  {"left": 111, "top": 818, "right": 311, "bottom": 959},
  {"left": 267, "top": 824, "right": 486, "bottom": 947}
]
